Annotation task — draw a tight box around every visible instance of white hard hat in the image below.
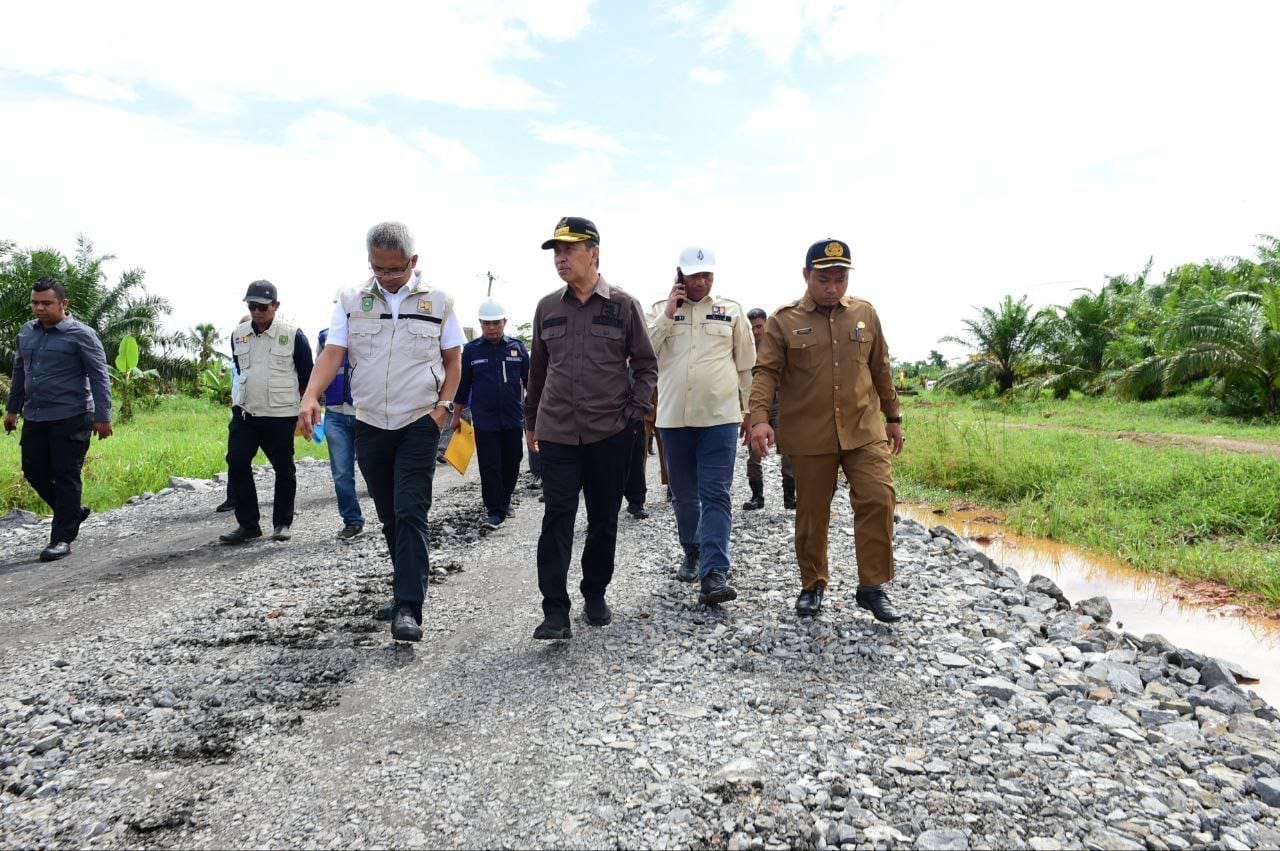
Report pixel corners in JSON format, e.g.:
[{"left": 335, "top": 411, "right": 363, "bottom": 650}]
[
  {"left": 477, "top": 298, "right": 506, "bottom": 321},
  {"left": 678, "top": 246, "right": 716, "bottom": 275}
]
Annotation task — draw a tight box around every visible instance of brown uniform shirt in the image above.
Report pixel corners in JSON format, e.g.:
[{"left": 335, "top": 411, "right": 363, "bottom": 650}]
[
  {"left": 525, "top": 275, "right": 658, "bottom": 445},
  {"left": 749, "top": 293, "right": 899, "bottom": 456}
]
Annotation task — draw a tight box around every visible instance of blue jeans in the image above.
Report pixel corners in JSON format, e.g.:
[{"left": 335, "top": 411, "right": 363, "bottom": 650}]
[
  {"left": 659, "top": 423, "right": 738, "bottom": 579},
  {"left": 325, "top": 411, "right": 365, "bottom": 526}
]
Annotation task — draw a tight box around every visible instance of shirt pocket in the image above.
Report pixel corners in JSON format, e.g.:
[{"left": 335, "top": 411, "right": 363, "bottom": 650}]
[
  {"left": 348, "top": 318, "right": 384, "bottom": 362},
  {"left": 787, "top": 336, "right": 821, "bottom": 369},
  {"left": 539, "top": 324, "right": 568, "bottom": 342},
  {"left": 406, "top": 319, "right": 442, "bottom": 361},
  {"left": 849, "top": 328, "right": 876, "bottom": 363},
  {"left": 588, "top": 323, "right": 625, "bottom": 366}
]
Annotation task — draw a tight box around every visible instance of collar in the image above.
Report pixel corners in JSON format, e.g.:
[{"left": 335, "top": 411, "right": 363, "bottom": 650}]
[
  {"left": 35, "top": 316, "right": 73, "bottom": 332},
  {"left": 799, "top": 294, "right": 852, "bottom": 312},
  {"left": 558, "top": 274, "right": 612, "bottom": 303},
  {"left": 362, "top": 269, "right": 428, "bottom": 301}
]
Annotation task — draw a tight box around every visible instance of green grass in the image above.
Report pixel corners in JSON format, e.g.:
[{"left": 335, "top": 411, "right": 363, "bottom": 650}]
[
  {"left": 1, "top": 396, "right": 328, "bottom": 515},
  {"left": 910, "top": 392, "right": 1280, "bottom": 440},
  {"left": 896, "top": 395, "right": 1280, "bottom": 604}
]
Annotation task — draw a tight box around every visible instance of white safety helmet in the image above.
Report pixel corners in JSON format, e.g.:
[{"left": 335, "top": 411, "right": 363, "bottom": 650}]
[{"left": 477, "top": 298, "right": 506, "bottom": 321}]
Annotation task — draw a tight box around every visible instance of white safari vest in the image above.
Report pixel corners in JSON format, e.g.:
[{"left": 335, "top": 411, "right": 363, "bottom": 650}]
[
  {"left": 231, "top": 319, "right": 301, "bottom": 417},
  {"left": 338, "top": 277, "right": 454, "bottom": 430}
]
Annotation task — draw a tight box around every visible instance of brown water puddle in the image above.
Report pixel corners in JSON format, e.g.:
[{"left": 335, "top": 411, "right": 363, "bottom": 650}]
[{"left": 897, "top": 503, "right": 1280, "bottom": 708}]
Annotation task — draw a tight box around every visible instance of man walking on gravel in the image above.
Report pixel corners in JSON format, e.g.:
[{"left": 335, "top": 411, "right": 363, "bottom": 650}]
[
  {"left": 748, "top": 239, "right": 905, "bottom": 622},
  {"left": 647, "top": 246, "right": 755, "bottom": 606},
  {"left": 742, "top": 307, "right": 795, "bottom": 511},
  {"left": 452, "top": 298, "right": 529, "bottom": 530},
  {"left": 221, "top": 281, "right": 313, "bottom": 546},
  {"left": 525, "top": 216, "right": 657, "bottom": 640},
  {"left": 299, "top": 222, "right": 463, "bottom": 643},
  {"left": 4, "top": 277, "right": 112, "bottom": 562}
]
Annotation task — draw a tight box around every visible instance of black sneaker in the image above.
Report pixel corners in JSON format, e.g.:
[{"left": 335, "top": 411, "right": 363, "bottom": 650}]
[
  {"left": 219, "top": 526, "right": 263, "bottom": 545},
  {"left": 483, "top": 513, "right": 504, "bottom": 530},
  {"left": 337, "top": 523, "right": 364, "bottom": 540},
  {"left": 699, "top": 572, "right": 738, "bottom": 605},
  {"left": 391, "top": 606, "right": 422, "bottom": 642},
  {"left": 583, "top": 597, "right": 613, "bottom": 626},
  {"left": 626, "top": 503, "right": 650, "bottom": 520},
  {"left": 533, "top": 619, "right": 572, "bottom": 640},
  {"left": 675, "top": 547, "right": 699, "bottom": 582},
  {"left": 503, "top": 504, "right": 516, "bottom": 518}
]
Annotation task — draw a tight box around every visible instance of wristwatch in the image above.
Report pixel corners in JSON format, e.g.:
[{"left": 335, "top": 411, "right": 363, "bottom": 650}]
[{"left": 434, "top": 400, "right": 456, "bottom": 413}]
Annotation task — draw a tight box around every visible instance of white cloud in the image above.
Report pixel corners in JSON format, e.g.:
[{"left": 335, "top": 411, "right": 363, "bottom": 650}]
[
  {"left": 58, "top": 74, "right": 139, "bottom": 103},
  {"left": 1, "top": 1, "right": 595, "bottom": 113},
  {"left": 411, "top": 130, "right": 482, "bottom": 172},
  {"left": 740, "top": 85, "right": 815, "bottom": 133},
  {"left": 689, "top": 66, "right": 727, "bottom": 85},
  {"left": 530, "top": 120, "right": 630, "bottom": 155}
]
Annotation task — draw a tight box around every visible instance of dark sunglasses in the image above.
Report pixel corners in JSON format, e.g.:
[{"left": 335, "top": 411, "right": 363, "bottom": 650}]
[{"left": 248, "top": 303, "right": 273, "bottom": 311}]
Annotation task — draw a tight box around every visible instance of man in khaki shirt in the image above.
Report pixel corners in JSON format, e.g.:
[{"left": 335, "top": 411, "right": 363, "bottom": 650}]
[
  {"left": 648, "top": 246, "right": 756, "bottom": 605},
  {"left": 748, "top": 238, "right": 905, "bottom": 622}
]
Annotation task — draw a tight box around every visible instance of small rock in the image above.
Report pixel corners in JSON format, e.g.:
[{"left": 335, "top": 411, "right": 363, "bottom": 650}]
[
  {"left": 973, "top": 677, "right": 1020, "bottom": 701},
  {"left": 885, "top": 757, "right": 925, "bottom": 775},
  {"left": 1074, "top": 596, "right": 1113, "bottom": 623},
  {"left": 1257, "top": 777, "right": 1280, "bottom": 808},
  {"left": 1027, "top": 575, "right": 1069, "bottom": 606},
  {"left": 918, "top": 829, "right": 969, "bottom": 850}
]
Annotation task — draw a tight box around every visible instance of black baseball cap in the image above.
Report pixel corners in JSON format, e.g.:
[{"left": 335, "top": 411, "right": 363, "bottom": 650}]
[
  {"left": 243, "top": 280, "right": 278, "bottom": 304},
  {"left": 541, "top": 216, "right": 600, "bottom": 250},
  {"left": 805, "top": 239, "right": 854, "bottom": 270}
]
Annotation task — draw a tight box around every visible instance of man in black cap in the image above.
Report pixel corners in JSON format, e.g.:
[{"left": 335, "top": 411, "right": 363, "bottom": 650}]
[
  {"left": 220, "top": 281, "right": 313, "bottom": 544},
  {"left": 748, "top": 239, "right": 905, "bottom": 622},
  {"left": 524, "top": 217, "right": 658, "bottom": 639}
]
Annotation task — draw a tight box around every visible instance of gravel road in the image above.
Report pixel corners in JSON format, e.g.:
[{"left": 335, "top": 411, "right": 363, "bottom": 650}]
[{"left": 2, "top": 454, "right": 1278, "bottom": 849}]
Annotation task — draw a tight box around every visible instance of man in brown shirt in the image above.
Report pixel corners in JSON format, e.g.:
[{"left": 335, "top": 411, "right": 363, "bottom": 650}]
[
  {"left": 748, "top": 238, "right": 905, "bottom": 622},
  {"left": 525, "top": 216, "right": 658, "bottom": 640}
]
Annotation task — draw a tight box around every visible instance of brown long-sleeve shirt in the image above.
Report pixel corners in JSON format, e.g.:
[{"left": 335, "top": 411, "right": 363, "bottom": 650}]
[
  {"left": 749, "top": 293, "right": 899, "bottom": 455},
  {"left": 525, "top": 275, "right": 658, "bottom": 445}
]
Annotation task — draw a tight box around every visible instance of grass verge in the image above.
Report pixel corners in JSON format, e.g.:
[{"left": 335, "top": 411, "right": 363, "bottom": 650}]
[
  {"left": 1, "top": 396, "right": 328, "bottom": 515},
  {"left": 896, "top": 396, "right": 1280, "bottom": 605}
]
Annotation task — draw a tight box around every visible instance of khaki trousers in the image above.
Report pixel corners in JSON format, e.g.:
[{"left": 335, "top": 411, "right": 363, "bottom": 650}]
[{"left": 790, "top": 442, "right": 896, "bottom": 591}]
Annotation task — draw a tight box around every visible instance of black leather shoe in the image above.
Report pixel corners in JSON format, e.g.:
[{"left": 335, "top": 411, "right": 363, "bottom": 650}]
[
  {"left": 272, "top": 525, "right": 292, "bottom": 541},
  {"left": 215, "top": 499, "right": 236, "bottom": 513},
  {"left": 782, "top": 477, "right": 797, "bottom": 510},
  {"left": 675, "top": 547, "right": 699, "bottom": 582},
  {"left": 40, "top": 542, "right": 71, "bottom": 562},
  {"left": 79, "top": 505, "right": 91, "bottom": 524},
  {"left": 856, "top": 585, "right": 904, "bottom": 623},
  {"left": 391, "top": 606, "right": 422, "bottom": 642},
  {"left": 699, "top": 572, "right": 738, "bottom": 605},
  {"left": 795, "top": 585, "right": 825, "bottom": 617},
  {"left": 374, "top": 600, "right": 395, "bottom": 621},
  {"left": 742, "top": 480, "right": 764, "bottom": 511},
  {"left": 336, "top": 523, "right": 363, "bottom": 540},
  {"left": 532, "top": 618, "right": 572, "bottom": 640},
  {"left": 626, "top": 503, "right": 650, "bottom": 520},
  {"left": 220, "top": 526, "right": 263, "bottom": 544},
  {"left": 583, "top": 597, "right": 613, "bottom": 626}
]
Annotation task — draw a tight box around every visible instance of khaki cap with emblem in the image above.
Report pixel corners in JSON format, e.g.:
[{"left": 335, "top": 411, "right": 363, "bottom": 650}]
[
  {"left": 805, "top": 238, "right": 854, "bottom": 270},
  {"left": 541, "top": 216, "right": 600, "bottom": 250}
]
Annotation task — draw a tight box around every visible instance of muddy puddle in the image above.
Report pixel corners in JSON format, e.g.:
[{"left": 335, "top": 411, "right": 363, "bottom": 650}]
[{"left": 898, "top": 503, "right": 1280, "bottom": 708}]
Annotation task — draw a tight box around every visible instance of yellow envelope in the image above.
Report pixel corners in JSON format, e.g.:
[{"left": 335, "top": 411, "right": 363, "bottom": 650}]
[{"left": 443, "top": 418, "right": 475, "bottom": 475}]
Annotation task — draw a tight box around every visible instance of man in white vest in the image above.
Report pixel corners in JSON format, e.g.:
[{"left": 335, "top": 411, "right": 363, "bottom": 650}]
[
  {"left": 220, "top": 281, "right": 313, "bottom": 545},
  {"left": 299, "top": 222, "right": 463, "bottom": 643}
]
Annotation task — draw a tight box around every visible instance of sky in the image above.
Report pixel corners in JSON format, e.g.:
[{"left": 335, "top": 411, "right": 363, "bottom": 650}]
[{"left": 2, "top": 1, "right": 1278, "bottom": 362}]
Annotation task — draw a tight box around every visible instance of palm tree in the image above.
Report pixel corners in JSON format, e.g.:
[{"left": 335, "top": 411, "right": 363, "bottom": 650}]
[
  {"left": 1115, "top": 282, "right": 1280, "bottom": 415},
  {"left": 936, "top": 295, "right": 1054, "bottom": 394},
  {"left": 1036, "top": 289, "right": 1116, "bottom": 397},
  {"left": 183, "top": 322, "right": 226, "bottom": 371}
]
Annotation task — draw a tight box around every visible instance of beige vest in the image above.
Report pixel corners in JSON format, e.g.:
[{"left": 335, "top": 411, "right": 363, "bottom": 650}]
[
  {"left": 231, "top": 318, "right": 301, "bottom": 417},
  {"left": 338, "top": 277, "right": 454, "bottom": 430}
]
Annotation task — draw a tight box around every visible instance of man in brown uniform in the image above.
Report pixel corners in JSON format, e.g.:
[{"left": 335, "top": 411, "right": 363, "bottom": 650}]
[{"left": 748, "top": 238, "right": 905, "bottom": 622}]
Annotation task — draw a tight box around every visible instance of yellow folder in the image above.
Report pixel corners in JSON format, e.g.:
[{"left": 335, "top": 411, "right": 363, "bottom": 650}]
[{"left": 443, "top": 418, "right": 475, "bottom": 475}]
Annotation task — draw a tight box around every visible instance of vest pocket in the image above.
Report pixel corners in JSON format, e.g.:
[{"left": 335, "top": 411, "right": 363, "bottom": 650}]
[
  {"left": 348, "top": 319, "right": 383, "bottom": 361},
  {"left": 407, "top": 320, "right": 442, "bottom": 360}
]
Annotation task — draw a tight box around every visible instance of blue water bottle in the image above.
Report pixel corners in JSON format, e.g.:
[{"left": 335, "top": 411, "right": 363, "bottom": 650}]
[{"left": 312, "top": 414, "right": 326, "bottom": 444}]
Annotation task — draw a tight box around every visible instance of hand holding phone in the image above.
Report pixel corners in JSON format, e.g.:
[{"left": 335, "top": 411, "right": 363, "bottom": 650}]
[
  {"left": 665, "top": 268, "right": 687, "bottom": 319},
  {"left": 675, "top": 268, "right": 686, "bottom": 307}
]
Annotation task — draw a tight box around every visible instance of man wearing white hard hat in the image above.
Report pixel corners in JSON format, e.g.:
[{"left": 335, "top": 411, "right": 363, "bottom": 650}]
[
  {"left": 647, "top": 246, "right": 755, "bottom": 606},
  {"left": 453, "top": 298, "right": 530, "bottom": 529}
]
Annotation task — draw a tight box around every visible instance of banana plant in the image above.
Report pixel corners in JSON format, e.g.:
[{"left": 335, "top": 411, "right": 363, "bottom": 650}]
[{"left": 109, "top": 334, "right": 159, "bottom": 422}]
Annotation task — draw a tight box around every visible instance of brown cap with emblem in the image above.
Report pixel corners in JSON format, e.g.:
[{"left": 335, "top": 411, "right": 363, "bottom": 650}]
[
  {"left": 541, "top": 216, "right": 600, "bottom": 250},
  {"left": 805, "top": 239, "right": 854, "bottom": 270}
]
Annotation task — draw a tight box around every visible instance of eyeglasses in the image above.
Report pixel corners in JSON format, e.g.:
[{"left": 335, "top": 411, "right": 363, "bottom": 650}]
[
  {"left": 248, "top": 303, "right": 272, "bottom": 311},
  {"left": 370, "top": 260, "right": 413, "bottom": 278}
]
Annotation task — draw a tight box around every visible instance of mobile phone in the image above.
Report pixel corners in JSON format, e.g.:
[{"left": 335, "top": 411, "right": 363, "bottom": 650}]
[{"left": 675, "top": 268, "right": 685, "bottom": 308}]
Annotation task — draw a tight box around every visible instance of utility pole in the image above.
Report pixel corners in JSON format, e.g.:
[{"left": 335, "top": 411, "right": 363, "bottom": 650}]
[{"left": 485, "top": 270, "right": 497, "bottom": 297}]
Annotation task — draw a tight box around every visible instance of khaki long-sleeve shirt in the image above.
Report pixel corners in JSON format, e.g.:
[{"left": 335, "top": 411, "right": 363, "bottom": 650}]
[
  {"left": 749, "top": 293, "right": 899, "bottom": 455},
  {"left": 647, "top": 294, "right": 755, "bottom": 429},
  {"left": 525, "top": 275, "right": 657, "bottom": 445}
]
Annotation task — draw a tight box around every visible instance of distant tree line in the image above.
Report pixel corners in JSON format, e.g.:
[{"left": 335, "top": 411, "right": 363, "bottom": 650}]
[
  {"left": 0, "top": 235, "right": 233, "bottom": 411},
  {"left": 934, "top": 235, "right": 1280, "bottom": 416}
]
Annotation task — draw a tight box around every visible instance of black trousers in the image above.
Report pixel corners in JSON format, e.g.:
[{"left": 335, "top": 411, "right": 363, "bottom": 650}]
[
  {"left": 227, "top": 411, "right": 297, "bottom": 531},
  {"left": 356, "top": 414, "right": 440, "bottom": 621},
  {"left": 20, "top": 412, "right": 92, "bottom": 545},
  {"left": 475, "top": 427, "right": 524, "bottom": 515},
  {"left": 536, "top": 423, "right": 637, "bottom": 621},
  {"left": 623, "top": 419, "right": 648, "bottom": 507}
]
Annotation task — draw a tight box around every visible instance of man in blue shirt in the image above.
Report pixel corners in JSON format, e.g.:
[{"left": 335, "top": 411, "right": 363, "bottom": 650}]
[
  {"left": 317, "top": 326, "right": 366, "bottom": 539},
  {"left": 4, "top": 277, "right": 113, "bottom": 562},
  {"left": 452, "top": 298, "right": 529, "bottom": 529}
]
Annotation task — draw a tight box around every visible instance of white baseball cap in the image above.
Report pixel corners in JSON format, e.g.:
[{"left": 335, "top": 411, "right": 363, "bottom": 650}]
[
  {"left": 678, "top": 246, "right": 716, "bottom": 275},
  {"left": 477, "top": 298, "right": 506, "bottom": 321}
]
